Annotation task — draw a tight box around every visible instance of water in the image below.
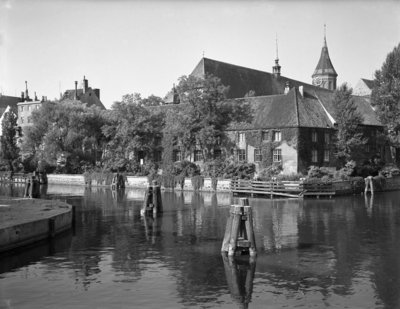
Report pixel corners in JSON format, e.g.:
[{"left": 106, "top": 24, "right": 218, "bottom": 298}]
[{"left": 1, "top": 184, "right": 400, "bottom": 308}]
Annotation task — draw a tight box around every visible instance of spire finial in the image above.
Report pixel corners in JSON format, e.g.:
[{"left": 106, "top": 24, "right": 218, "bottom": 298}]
[
  {"left": 275, "top": 33, "right": 279, "bottom": 60},
  {"left": 324, "top": 24, "right": 327, "bottom": 47},
  {"left": 202, "top": 51, "right": 205, "bottom": 58}
]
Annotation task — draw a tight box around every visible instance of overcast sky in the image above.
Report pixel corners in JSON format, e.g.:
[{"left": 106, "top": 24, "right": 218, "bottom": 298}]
[{"left": 1, "top": 0, "right": 399, "bottom": 108}]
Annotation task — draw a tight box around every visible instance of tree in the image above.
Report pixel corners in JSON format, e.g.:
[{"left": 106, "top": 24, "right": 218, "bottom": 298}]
[
  {"left": 102, "top": 95, "right": 165, "bottom": 172},
  {"left": 371, "top": 43, "right": 400, "bottom": 147},
  {"left": 333, "top": 83, "right": 367, "bottom": 166},
  {"left": 164, "top": 74, "right": 252, "bottom": 162},
  {"left": 120, "top": 93, "right": 164, "bottom": 107},
  {"left": 0, "top": 108, "right": 19, "bottom": 171},
  {"left": 21, "top": 100, "right": 107, "bottom": 173}
]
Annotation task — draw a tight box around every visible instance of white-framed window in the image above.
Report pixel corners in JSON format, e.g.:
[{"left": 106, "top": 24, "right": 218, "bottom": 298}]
[
  {"left": 312, "top": 149, "right": 318, "bottom": 163},
  {"left": 312, "top": 131, "right": 318, "bottom": 143},
  {"left": 324, "top": 149, "right": 330, "bottom": 162},
  {"left": 239, "top": 132, "right": 245, "bottom": 143},
  {"left": 173, "top": 150, "right": 182, "bottom": 162},
  {"left": 273, "top": 149, "right": 282, "bottom": 162},
  {"left": 324, "top": 132, "right": 330, "bottom": 144},
  {"left": 194, "top": 150, "right": 203, "bottom": 162},
  {"left": 237, "top": 149, "right": 246, "bottom": 161},
  {"left": 273, "top": 131, "right": 281, "bottom": 142},
  {"left": 254, "top": 148, "right": 262, "bottom": 162}
]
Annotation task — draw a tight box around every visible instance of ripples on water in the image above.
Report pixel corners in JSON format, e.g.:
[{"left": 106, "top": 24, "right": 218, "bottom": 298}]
[{"left": 0, "top": 184, "right": 400, "bottom": 308}]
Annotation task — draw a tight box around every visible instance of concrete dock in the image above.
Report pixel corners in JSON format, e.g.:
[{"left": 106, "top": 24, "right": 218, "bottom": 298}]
[{"left": 0, "top": 197, "right": 73, "bottom": 253}]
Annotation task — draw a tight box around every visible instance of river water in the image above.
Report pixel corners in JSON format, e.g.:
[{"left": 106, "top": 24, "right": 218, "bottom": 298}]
[{"left": 1, "top": 184, "right": 400, "bottom": 309}]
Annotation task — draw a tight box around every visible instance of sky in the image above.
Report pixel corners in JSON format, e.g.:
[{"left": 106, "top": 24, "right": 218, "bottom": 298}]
[{"left": 0, "top": 0, "right": 399, "bottom": 109}]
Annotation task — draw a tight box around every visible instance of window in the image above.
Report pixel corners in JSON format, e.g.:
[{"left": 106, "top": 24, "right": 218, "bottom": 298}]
[
  {"left": 194, "top": 150, "right": 203, "bottom": 162},
  {"left": 324, "top": 149, "right": 330, "bottom": 162},
  {"left": 312, "top": 131, "right": 318, "bottom": 143},
  {"left": 273, "top": 149, "right": 282, "bottom": 162},
  {"left": 19, "top": 106, "right": 24, "bottom": 112},
  {"left": 154, "top": 150, "right": 162, "bottom": 163},
  {"left": 213, "top": 149, "right": 222, "bottom": 159},
  {"left": 312, "top": 150, "right": 318, "bottom": 163},
  {"left": 273, "top": 131, "right": 281, "bottom": 142},
  {"left": 20, "top": 117, "right": 24, "bottom": 124},
  {"left": 239, "top": 133, "right": 245, "bottom": 143},
  {"left": 262, "top": 131, "right": 269, "bottom": 141},
  {"left": 173, "top": 150, "right": 182, "bottom": 162},
  {"left": 254, "top": 148, "right": 262, "bottom": 162},
  {"left": 237, "top": 149, "right": 246, "bottom": 161},
  {"left": 324, "top": 132, "right": 330, "bottom": 144},
  {"left": 155, "top": 136, "right": 162, "bottom": 146}
]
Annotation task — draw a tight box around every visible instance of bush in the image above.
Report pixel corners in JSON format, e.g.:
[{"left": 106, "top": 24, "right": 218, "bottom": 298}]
[
  {"left": 223, "top": 163, "right": 255, "bottom": 180},
  {"left": 161, "top": 173, "right": 176, "bottom": 189},
  {"left": 191, "top": 175, "right": 204, "bottom": 191},
  {"left": 257, "top": 164, "right": 282, "bottom": 180},
  {"left": 211, "top": 177, "right": 218, "bottom": 191},
  {"left": 202, "top": 159, "right": 227, "bottom": 177},
  {"left": 175, "top": 174, "right": 185, "bottom": 189},
  {"left": 373, "top": 174, "right": 386, "bottom": 191},
  {"left": 174, "top": 160, "right": 200, "bottom": 177},
  {"left": 307, "top": 165, "right": 334, "bottom": 179},
  {"left": 275, "top": 173, "right": 304, "bottom": 181},
  {"left": 380, "top": 164, "right": 400, "bottom": 178},
  {"left": 350, "top": 176, "right": 365, "bottom": 193}
]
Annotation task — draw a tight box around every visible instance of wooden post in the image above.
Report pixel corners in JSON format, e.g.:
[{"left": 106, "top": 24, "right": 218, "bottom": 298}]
[
  {"left": 140, "top": 181, "right": 162, "bottom": 217},
  {"left": 222, "top": 197, "right": 257, "bottom": 257},
  {"left": 365, "top": 176, "right": 374, "bottom": 195}
]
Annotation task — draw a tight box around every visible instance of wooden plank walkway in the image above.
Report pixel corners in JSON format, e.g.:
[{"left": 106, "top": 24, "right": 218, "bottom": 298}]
[{"left": 230, "top": 179, "right": 336, "bottom": 199}]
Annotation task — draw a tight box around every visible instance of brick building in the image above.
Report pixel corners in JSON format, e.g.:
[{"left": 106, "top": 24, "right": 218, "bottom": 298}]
[{"left": 161, "top": 34, "right": 383, "bottom": 174}]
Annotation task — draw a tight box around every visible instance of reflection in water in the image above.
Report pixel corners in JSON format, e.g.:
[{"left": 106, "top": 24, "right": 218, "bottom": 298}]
[
  {"left": 222, "top": 255, "right": 256, "bottom": 309},
  {"left": 0, "top": 185, "right": 400, "bottom": 308}
]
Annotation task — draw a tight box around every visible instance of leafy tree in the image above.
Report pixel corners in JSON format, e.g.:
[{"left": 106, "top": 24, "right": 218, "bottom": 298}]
[
  {"left": 102, "top": 95, "right": 164, "bottom": 172},
  {"left": 371, "top": 43, "right": 400, "bottom": 147},
  {"left": 20, "top": 100, "right": 107, "bottom": 173},
  {"left": 164, "top": 74, "right": 252, "bottom": 161},
  {"left": 120, "top": 93, "right": 164, "bottom": 107},
  {"left": 333, "top": 83, "right": 367, "bottom": 166},
  {"left": 0, "top": 108, "right": 19, "bottom": 171}
]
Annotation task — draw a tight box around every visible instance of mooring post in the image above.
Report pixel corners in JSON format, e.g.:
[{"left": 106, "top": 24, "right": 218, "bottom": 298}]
[
  {"left": 152, "top": 180, "right": 162, "bottom": 217},
  {"left": 222, "top": 197, "right": 257, "bottom": 257},
  {"left": 365, "top": 176, "right": 374, "bottom": 195},
  {"left": 140, "top": 181, "right": 162, "bottom": 217}
]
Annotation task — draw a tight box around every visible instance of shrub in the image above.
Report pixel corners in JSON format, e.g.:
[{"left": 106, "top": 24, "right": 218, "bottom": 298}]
[
  {"left": 380, "top": 164, "right": 400, "bottom": 178},
  {"left": 257, "top": 163, "right": 282, "bottom": 180},
  {"left": 161, "top": 173, "right": 176, "bottom": 189},
  {"left": 350, "top": 176, "right": 365, "bottom": 193},
  {"left": 373, "top": 174, "right": 386, "bottom": 191},
  {"left": 174, "top": 160, "right": 200, "bottom": 177},
  {"left": 175, "top": 174, "right": 185, "bottom": 189},
  {"left": 202, "top": 159, "right": 227, "bottom": 177},
  {"left": 222, "top": 163, "right": 255, "bottom": 180},
  {"left": 307, "top": 165, "right": 334, "bottom": 179},
  {"left": 191, "top": 175, "right": 204, "bottom": 191},
  {"left": 275, "top": 173, "right": 304, "bottom": 181}
]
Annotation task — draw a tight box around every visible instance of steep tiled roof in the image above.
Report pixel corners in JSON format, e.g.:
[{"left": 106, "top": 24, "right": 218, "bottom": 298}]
[
  {"left": 312, "top": 38, "right": 337, "bottom": 77},
  {"left": 314, "top": 91, "right": 381, "bottom": 126},
  {"left": 360, "top": 78, "right": 374, "bottom": 90},
  {"left": 0, "top": 94, "right": 20, "bottom": 115},
  {"left": 191, "top": 57, "right": 332, "bottom": 99},
  {"left": 228, "top": 88, "right": 333, "bottom": 130}
]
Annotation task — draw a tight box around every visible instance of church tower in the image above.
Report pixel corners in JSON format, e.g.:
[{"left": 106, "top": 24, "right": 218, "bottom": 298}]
[{"left": 312, "top": 26, "right": 337, "bottom": 90}]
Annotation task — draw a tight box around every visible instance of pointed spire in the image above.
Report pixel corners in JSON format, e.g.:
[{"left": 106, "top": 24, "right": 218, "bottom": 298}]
[
  {"left": 323, "top": 24, "right": 327, "bottom": 47},
  {"left": 272, "top": 33, "right": 281, "bottom": 78}
]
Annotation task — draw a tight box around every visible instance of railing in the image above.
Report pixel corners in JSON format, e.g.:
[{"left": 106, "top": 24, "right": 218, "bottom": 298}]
[{"left": 230, "top": 179, "right": 303, "bottom": 198}]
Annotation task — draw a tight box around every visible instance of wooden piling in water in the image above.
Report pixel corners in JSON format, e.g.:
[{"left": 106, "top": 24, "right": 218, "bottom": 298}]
[
  {"left": 364, "top": 176, "right": 374, "bottom": 195},
  {"left": 140, "top": 181, "right": 162, "bottom": 217},
  {"left": 221, "top": 197, "right": 257, "bottom": 257}
]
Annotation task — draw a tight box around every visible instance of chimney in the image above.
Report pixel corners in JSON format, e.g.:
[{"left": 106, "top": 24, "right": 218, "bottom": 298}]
[
  {"left": 299, "top": 86, "right": 304, "bottom": 97},
  {"left": 25, "top": 81, "right": 29, "bottom": 100},
  {"left": 83, "top": 75, "right": 88, "bottom": 94},
  {"left": 74, "top": 81, "right": 78, "bottom": 100},
  {"left": 21, "top": 91, "right": 25, "bottom": 101},
  {"left": 284, "top": 81, "right": 290, "bottom": 94},
  {"left": 41, "top": 96, "right": 45, "bottom": 102},
  {"left": 34, "top": 91, "right": 38, "bottom": 101}
]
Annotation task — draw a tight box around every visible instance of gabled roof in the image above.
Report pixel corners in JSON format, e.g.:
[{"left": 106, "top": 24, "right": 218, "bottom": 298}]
[
  {"left": 360, "top": 78, "right": 374, "bottom": 90},
  {"left": 228, "top": 88, "right": 333, "bottom": 131},
  {"left": 312, "top": 38, "right": 337, "bottom": 77},
  {"left": 62, "top": 88, "right": 105, "bottom": 110},
  {"left": 0, "top": 94, "right": 20, "bottom": 115}
]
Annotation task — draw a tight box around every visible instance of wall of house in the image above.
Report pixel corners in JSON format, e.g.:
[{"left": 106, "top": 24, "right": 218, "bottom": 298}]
[
  {"left": 297, "top": 127, "right": 335, "bottom": 174},
  {"left": 280, "top": 142, "right": 298, "bottom": 174}
]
